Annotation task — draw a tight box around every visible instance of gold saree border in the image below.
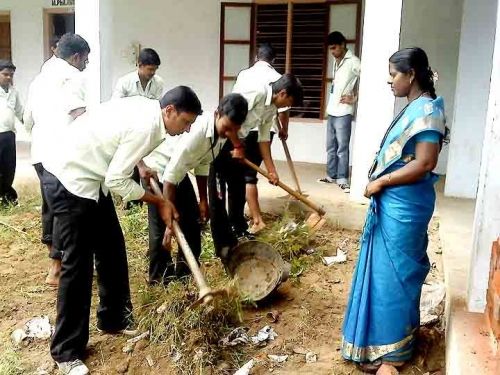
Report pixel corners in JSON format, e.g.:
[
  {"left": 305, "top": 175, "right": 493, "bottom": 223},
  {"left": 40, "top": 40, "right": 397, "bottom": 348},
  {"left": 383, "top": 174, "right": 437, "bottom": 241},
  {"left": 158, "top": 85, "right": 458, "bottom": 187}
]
[
  {"left": 341, "top": 331, "right": 416, "bottom": 362},
  {"left": 372, "top": 115, "right": 445, "bottom": 179}
]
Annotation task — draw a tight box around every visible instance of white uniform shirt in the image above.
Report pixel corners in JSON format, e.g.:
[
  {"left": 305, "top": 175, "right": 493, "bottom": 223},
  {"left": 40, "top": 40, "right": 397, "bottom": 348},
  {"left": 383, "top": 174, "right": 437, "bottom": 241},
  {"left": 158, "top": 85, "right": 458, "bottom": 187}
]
[
  {"left": 43, "top": 96, "right": 167, "bottom": 202},
  {"left": 112, "top": 71, "right": 164, "bottom": 100},
  {"left": 236, "top": 60, "right": 289, "bottom": 134},
  {"left": 326, "top": 49, "right": 361, "bottom": 117},
  {"left": 0, "top": 85, "right": 23, "bottom": 133},
  {"left": 232, "top": 78, "right": 276, "bottom": 142},
  {"left": 144, "top": 114, "right": 226, "bottom": 185},
  {"left": 24, "top": 57, "right": 87, "bottom": 165}
]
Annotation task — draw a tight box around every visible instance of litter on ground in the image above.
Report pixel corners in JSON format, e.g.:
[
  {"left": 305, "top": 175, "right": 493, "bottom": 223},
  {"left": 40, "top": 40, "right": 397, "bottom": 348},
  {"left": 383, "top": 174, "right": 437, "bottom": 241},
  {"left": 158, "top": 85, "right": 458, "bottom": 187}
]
[{"left": 322, "top": 249, "right": 348, "bottom": 266}]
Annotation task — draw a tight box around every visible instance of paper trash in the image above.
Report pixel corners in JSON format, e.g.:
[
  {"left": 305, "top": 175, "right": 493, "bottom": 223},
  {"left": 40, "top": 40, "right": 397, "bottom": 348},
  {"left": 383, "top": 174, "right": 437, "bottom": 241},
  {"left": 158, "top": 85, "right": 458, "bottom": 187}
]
[
  {"left": 234, "top": 359, "right": 255, "bottom": 375},
  {"left": 322, "top": 249, "right": 347, "bottom": 266}
]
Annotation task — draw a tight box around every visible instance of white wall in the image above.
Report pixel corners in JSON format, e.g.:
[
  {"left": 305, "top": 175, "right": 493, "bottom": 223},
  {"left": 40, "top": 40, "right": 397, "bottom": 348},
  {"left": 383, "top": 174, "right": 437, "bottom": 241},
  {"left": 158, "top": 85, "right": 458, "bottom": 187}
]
[
  {"left": 0, "top": 0, "right": 73, "bottom": 141},
  {"left": 349, "top": 0, "right": 403, "bottom": 202},
  {"left": 0, "top": 0, "right": 65, "bottom": 101},
  {"left": 445, "top": 0, "right": 498, "bottom": 198},
  {"left": 399, "top": 0, "right": 464, "bottom": 175},
  {"left": 75, "top": 0, "right": 101, "bottom": 106},
  {"left": 101, "top": 0, "right": 223, "bottom": 112},
  {"left": 468, "top": 0, "right": 500, "bottom": 313}
]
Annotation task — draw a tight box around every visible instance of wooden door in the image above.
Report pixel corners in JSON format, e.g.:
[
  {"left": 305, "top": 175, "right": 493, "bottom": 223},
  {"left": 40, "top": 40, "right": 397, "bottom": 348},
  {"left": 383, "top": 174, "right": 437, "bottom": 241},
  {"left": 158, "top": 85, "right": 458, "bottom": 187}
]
[{"left": 0, "top": 15, "right": 11, "bottom": 61}]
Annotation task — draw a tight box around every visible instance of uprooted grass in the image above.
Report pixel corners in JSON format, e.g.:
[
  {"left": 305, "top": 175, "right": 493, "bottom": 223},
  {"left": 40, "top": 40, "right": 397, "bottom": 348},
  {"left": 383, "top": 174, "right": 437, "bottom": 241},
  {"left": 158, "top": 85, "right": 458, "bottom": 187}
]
[
  {"left": 121, "top": 205, "right": 246, "bottom": 374},
  {"left": 255, "top": 211, "right": 325, "bottom": 280},
  {"left": 135, "top": 275, "right": 244, "bottom": 373}
]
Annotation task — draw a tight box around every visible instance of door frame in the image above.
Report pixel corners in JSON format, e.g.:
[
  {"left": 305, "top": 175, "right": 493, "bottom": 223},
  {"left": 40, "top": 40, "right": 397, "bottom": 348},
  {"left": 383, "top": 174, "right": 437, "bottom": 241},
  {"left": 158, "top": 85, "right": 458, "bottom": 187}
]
[{"left": 43, "top": 7, "right": 75, "bottom": 61}]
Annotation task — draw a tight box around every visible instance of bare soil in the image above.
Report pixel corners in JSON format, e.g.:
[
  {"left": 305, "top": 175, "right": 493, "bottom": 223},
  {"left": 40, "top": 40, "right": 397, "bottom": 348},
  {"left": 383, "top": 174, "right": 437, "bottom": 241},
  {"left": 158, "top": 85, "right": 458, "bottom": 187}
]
[{"left": 0, "top": 184, "right": 445, "bottom": 375}]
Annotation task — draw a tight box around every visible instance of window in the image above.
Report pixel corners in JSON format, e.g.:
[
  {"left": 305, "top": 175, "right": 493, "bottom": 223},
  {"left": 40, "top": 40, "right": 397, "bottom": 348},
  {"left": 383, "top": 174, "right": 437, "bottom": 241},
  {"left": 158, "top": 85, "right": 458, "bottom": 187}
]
[{"left": 220, "top": 0, "right": 362, "bottom": 120}]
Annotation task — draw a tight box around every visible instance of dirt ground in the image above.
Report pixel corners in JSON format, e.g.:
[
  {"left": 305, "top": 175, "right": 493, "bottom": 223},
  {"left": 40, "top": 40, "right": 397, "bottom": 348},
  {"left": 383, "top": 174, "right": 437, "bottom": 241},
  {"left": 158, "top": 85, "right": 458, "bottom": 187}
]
[{"left": 0, "top": 183, "right": 445, "bottom": 375}]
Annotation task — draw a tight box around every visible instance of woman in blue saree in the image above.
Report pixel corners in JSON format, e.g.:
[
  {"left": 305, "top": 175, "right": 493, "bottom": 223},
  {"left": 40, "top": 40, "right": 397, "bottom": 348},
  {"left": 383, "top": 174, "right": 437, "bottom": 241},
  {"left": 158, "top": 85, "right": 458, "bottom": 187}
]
[{"left": 341, "top": 48, "right": 447, "bottom": 375}]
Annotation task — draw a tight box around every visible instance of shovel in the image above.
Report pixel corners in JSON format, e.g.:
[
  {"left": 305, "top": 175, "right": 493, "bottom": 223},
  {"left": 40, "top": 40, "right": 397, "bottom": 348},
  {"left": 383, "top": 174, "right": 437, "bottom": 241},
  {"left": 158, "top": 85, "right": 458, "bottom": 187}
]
[
  {"left": 149, "top": 178, "right": 227, "bottom": 308},
  {"left": 276, "top": 119, "right": 304, "bottom": 195},
  {"left": 242, "top": 159, "right": 327, "bottom": 232}
]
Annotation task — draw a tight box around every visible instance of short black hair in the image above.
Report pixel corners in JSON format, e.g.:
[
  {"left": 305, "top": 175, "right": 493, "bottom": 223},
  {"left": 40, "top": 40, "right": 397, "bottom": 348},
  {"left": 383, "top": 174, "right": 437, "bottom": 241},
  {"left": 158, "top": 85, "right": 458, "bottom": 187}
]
[
  {"left": 57, "top": 33, "right": 90, "bottom": 59},
  {"left": 217, "top": 93, "right": 248, "bottom": 125},
  {"left": 0, "top": 60, "right": 16, "bottom": 72},
  {"left": 138, "top": 48, "right": 161, "bottom": 66},
  {"left": 271, "top": 73, "right": 303, "bottom": 107},
  {"left": 327, "top": 31, "right": 347, "bottom": 46},
  {"left": 257, "top": 43, "right": 276, "bottom": 63},
  {"left": 160, "top": 86, "right": 203, "bottom": 115}
]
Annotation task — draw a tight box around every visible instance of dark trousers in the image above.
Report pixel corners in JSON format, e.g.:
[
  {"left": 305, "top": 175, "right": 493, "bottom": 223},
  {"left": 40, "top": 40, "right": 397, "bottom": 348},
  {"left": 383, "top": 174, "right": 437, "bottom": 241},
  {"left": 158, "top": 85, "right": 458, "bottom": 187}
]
[
  {"left": 243, "top": 131, "right": 275, "bottom": 184},
  {"left": 42, "top": 171, "right": 132, "bottom": 362},
  {"left": 208, "top": 141, "right": 246, "bottom": 255},
  {"left": 0, "top": 131, "right": 17, "bottom": 204},
  {"left": 147, "top": 176, "right": 201, "bottom": 284},
  {"left": 34, "top": 163, "right": 62, "bottom": 260}
]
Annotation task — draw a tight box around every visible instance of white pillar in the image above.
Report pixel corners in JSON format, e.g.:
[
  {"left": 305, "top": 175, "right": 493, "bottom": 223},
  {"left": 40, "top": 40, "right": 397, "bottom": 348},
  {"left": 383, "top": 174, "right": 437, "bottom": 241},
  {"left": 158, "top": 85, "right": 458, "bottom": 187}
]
[
  {"left": 349, "top": 0, "right": 403, "bottom": 202},
  {"left": 467, "top": 0, "right": 500, "bottom": 313},
  {"left": 75, "top": 0, "right": 101, "bottom": 106},
  {"left": 444, "top": 0, "right": 497, "bottom": 199}
]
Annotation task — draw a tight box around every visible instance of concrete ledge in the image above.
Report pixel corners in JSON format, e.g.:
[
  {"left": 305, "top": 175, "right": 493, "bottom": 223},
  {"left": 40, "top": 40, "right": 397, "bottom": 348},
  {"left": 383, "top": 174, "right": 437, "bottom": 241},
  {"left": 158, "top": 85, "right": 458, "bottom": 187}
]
[{"left": 446, "top": 302, "right": 498, "bottom": 374}]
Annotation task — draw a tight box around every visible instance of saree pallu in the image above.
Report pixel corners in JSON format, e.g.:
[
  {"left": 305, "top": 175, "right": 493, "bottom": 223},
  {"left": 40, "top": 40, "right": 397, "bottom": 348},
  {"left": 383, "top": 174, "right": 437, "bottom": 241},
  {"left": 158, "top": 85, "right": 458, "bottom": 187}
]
[{"left": 341, "top": 96, "right": 445, "bottom": 363}]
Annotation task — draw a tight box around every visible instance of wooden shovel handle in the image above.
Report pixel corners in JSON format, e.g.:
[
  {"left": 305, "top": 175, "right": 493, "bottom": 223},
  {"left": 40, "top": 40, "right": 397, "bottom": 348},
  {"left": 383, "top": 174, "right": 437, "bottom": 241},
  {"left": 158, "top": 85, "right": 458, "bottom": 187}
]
[
  {"left": 242, "top": 158, "right": 326, "bottom": 216},
  {"left": 276, "top": 119, "right": 302, "bottom": 194},
  {"left": 149, "top": 178, "right": 210, "bottom": 291}
]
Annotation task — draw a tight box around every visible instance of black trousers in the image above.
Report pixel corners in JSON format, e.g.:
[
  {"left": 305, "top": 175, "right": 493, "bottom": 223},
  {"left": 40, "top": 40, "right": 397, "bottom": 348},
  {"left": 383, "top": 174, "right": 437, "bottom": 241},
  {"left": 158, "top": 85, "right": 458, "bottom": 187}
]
[
  {"left": 208, "top": 141, "right": 246, "bottom": 255},
  {"left": 0, "top": 131, "right": 17, "bottom": 204},
  {"left": 147, "top": 176, "right": 201, "bottom": 284},
  {"left": 243, "top": 131, "right": 275, "bottom": 184},
  {"left": 42, "top": 171, "right": 132, "bottom": 362},
  {"left": 34, "top": 163, "right": 62, "bottom": 260}
]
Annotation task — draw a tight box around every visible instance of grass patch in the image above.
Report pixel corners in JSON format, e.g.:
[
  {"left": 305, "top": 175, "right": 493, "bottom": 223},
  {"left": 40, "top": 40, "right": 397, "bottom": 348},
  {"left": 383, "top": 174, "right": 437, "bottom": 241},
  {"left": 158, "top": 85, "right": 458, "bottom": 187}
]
[{"left": 0, "top": 345, "right": 24, "bottom": 375}]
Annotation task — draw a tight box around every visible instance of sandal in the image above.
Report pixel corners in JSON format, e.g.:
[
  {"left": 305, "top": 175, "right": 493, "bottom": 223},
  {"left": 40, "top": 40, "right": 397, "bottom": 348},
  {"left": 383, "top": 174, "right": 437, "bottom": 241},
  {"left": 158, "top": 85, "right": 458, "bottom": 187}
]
[{"left": 357, "top": 359, "right": 382, "bottom": 374}]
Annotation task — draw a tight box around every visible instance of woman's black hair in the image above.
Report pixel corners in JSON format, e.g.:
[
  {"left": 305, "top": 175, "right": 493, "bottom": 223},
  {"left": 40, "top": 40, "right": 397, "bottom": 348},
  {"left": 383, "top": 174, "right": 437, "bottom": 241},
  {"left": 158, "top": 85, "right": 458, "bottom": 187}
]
[{"left": 389, "top": 47, "right": 437, "bottom": 99}]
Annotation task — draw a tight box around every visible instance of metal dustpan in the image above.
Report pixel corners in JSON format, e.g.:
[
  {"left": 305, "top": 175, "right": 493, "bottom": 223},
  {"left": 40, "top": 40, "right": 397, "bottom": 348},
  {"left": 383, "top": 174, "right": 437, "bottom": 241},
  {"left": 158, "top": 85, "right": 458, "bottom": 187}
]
[{"left": 226, "top": 241, "right": 290, "bottom": 302}]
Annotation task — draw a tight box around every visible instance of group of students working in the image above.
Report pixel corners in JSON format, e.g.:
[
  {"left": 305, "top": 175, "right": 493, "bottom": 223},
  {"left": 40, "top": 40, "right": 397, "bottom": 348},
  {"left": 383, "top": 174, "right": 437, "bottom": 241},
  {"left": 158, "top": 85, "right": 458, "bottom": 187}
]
[{"left": 0, "top": 32, "right": 303, "bottom": 374}]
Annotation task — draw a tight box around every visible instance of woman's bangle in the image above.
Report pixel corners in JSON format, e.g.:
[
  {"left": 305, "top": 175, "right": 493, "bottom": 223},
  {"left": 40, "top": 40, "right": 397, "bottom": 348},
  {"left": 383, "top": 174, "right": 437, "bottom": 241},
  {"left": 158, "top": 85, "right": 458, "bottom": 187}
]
[{"left": 233, "top": 143, "right": 244, "bottom": 149}]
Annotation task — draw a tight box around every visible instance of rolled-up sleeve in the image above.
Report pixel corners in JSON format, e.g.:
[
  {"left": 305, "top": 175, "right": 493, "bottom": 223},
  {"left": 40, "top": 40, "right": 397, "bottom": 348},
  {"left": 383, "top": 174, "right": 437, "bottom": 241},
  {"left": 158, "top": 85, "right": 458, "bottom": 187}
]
[
  {"left": 105, "top": 128, "right": 158, "bottom": 202},
  {"left": 257, "top": 107, "right": 275, "bottom": 142},
  {"left": 193, "top": 162, "right": 210, "bottom": 178}
]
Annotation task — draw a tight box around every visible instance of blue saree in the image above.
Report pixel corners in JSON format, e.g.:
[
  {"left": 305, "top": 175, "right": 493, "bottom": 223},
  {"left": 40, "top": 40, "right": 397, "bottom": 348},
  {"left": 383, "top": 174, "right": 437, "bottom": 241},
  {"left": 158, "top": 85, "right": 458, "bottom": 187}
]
[{"left": 341, "top": 96, "right": 446, "bottom": 363}]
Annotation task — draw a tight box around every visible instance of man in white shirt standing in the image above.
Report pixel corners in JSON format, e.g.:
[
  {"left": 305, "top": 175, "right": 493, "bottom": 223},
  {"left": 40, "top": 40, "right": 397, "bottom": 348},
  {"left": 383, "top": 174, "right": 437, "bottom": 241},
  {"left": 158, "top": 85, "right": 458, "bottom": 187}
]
[
  {"left": 209, "top": 74, "right": 303, "bottom": 260},
  {"left": 24, "top": 33, "right": 90, "bottom": 286},
  {"left": 112, "top": 47, "right": 164, "bottom": 208},
  {"left": 143, "top": 93, "right": 248, "bottom": 284},
  {"left": 0, "top": 60, "right": 23, "bottom": 207},
  {"left": 112, "top": 48, "right": 164, "bottom": 100},
  {"left": 318, "top": 31, "right": 360, "bottom": 193},
  {"left": 42, "top": 86, "right": 201, "bottom": 375},
  {"left": 240, "top": 43, "right": 290, "bottom": 234}
]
